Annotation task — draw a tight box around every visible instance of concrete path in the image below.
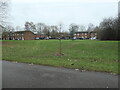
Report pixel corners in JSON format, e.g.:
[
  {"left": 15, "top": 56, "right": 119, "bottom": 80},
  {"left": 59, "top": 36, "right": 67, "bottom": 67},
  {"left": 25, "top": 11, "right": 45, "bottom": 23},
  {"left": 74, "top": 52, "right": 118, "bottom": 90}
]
[{"left": 2, "top": 61, "right": 118, "bottom": 88}]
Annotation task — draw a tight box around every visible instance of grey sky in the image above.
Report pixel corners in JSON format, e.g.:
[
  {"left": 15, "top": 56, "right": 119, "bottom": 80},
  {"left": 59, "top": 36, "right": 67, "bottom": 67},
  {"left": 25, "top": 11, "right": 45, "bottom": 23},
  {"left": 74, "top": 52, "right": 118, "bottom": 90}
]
[{"left": 10, "top": 0, "right": 118, "bottom": 31}]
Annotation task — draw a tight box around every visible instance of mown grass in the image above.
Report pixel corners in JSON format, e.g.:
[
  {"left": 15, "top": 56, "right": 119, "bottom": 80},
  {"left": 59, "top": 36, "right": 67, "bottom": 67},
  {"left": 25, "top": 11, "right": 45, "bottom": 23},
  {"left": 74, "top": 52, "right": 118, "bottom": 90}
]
[{"left": 2, "top": 40, "right": 119, "bottom": 74}]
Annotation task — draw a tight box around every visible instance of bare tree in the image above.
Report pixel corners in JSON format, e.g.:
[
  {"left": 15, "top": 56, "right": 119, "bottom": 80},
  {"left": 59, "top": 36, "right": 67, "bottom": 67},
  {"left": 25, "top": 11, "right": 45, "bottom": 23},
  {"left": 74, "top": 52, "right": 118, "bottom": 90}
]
[
  {"left": 87, "top": 23, "right": 94, "bottom": 32},
  {"left": 16, "top": 26, "right": 22, "bottom": 31},
  {"left": 25, "top": 22, "right": 30, "bottom": 31},
  {"left": 0, "top": 0, "right": 10, "bottom": 26},
  {"left": 98, "top": 17, "right": 118, "bottom": 40},
  {"left": 29, "top": 22, "right": 36, "bottom": 32},
  {"left": 6, "top": 25, "right": 14, "bottom": 32},
  {"left": 54, "top": 23, "right": 64, "bottom": 56},
  {"left": 24, "top": 21, "right": 36, "bottom": 32},
  {"left": 69, "top": 23, "right": 79, "bottom": 39},
  {"left": 0, "top": 0, "right": 11, "bottom": 40},
  {"left": 50, "top": 25, "right": 58, "bottom": 38},
  {"left": 4, "top": 25, "right": 14, "bottom": 40},
  {"left": 42, "top": 25, "right": 51, "bottom": 37},
  {"left": 36, "top": 23, "right": 45, "bottom": 35},
  {"left": 79, "top": 25, "right": 86, "bottom": 31},
  {"left": 58, "top": 23, "right": 62, "bottom": 56},
  {"left": 0, "top": 0, "right": 10, "bottom": 38}
]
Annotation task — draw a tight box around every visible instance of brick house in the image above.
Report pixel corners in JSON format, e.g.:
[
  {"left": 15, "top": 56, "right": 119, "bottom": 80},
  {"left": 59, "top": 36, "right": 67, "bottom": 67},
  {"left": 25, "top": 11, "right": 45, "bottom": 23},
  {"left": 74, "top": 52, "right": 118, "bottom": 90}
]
[
  {"left": 34, "top": 34, "right": 46, "bottom": 39},
  {"left": 2, "top": 31, "right": 35, "bottom": 40},
  {"left": 90, "top": 31, "right": 97, "bottom": 39},
  {"left": 74, "top": 31, "right": 97, "bottom": 39}
]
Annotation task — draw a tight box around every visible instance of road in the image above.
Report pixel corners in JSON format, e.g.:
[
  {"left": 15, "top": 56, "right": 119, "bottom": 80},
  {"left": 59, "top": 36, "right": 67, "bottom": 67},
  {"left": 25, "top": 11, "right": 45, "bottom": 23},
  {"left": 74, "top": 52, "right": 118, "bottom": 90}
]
[{"left": 2, "top": 60, "right": 118, "bottom": 88}]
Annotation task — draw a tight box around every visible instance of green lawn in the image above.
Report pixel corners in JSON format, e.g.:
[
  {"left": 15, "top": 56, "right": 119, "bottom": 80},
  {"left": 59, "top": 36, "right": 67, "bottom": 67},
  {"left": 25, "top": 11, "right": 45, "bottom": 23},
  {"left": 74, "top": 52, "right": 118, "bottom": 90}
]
[{"left": 2, "top": 40, "right": 119, "bottom": 74}]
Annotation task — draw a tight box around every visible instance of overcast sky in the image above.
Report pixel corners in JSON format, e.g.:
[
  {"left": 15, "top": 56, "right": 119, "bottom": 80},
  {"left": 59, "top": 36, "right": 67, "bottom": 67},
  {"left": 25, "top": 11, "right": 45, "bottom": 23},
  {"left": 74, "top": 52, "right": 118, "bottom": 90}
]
[{"left": 10, "top": 0, "right": 119, "bottom": 30}]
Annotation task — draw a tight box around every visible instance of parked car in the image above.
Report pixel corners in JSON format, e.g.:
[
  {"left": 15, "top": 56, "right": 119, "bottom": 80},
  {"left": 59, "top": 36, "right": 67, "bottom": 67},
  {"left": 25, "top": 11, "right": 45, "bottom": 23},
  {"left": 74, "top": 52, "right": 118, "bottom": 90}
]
[{"left": 90, "top": 36, "right": 97, "bottom": 40}]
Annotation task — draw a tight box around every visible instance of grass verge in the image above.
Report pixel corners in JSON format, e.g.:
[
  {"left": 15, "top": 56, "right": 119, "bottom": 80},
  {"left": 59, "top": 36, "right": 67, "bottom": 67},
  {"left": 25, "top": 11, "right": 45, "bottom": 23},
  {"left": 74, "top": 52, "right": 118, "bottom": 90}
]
[{"left": 2, "top": 40, "right": 119, "bottom": 74}]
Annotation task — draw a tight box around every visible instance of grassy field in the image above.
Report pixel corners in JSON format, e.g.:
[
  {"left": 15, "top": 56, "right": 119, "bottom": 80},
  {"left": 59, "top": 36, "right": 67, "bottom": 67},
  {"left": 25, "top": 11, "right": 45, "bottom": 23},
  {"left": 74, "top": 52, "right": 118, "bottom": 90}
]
[{"left": 1, "top": 40, "right": 119, "bottom": 74}]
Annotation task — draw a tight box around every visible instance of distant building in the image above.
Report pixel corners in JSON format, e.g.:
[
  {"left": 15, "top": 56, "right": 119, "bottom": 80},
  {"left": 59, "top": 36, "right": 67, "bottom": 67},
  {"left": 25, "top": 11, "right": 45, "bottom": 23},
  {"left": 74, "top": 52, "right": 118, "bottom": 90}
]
[
  {"left": 74, "top": 31, "right": 97, "bottom": 39},
  {"left": 2, "top": 31, "right": 48, "bottom": 40},
  {"left": 34, "top": 34, "right": 46, "bottom": 40},
  {"left": 2, "top": 30, "right": 98, "bottom": 40},
  {"left": 2, "top": 31, "right": 35, "bottom": 40}
]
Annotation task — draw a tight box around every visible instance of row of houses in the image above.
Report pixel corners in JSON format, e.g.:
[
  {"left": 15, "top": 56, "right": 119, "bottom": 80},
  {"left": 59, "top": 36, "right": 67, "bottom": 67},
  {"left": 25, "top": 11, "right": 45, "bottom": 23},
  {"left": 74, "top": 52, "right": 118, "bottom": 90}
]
[
  {"left": 1, "top": 31, "right": 97, "bottom": 40},
  {"left": 2, "top": 31, "right": 39, "bottom": 40},
  {"left": 74, "top": 31, "right": 97, "bottom": 39}
]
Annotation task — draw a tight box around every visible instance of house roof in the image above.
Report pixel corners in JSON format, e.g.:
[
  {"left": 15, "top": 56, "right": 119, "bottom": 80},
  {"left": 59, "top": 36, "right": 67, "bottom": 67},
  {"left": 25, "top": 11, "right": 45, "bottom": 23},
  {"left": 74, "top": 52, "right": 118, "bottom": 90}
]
[
  {"left": 75, "top": 31, "right": 88, "bottom": 33},
  {"left": 75, "top": 31, "right": 97, "bottom": 33},
  {"left": 14, "top": 30, "right": 34, "bottom": 34}
]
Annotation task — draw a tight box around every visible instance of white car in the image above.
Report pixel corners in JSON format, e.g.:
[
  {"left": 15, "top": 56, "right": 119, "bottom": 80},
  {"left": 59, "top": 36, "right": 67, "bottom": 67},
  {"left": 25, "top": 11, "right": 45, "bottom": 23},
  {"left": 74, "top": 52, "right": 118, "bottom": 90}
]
[{"left": 90, "top": 37, "right": 96, "bottom": 40}]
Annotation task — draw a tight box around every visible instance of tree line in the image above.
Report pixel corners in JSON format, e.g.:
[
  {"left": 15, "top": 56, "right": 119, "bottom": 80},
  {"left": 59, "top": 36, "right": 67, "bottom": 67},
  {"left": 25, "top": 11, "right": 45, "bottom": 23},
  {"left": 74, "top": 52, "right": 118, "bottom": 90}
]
[
  {"left": 97, "top": 17, "right": 119, "bottom": 40},
  {"left": 0, "top": 0, "right": 119, "bottom": 40},
  {"left": 1, "top": 16, "right": 119, "bottom": 40}
]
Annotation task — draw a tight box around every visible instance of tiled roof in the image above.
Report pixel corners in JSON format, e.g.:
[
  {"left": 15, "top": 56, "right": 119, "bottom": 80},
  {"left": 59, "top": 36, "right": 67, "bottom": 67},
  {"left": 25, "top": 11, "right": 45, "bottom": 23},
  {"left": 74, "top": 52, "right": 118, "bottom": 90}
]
[
  {"left": 15, "top": 30, "right": 32, "bottom": 33},
  {"left": 75, "top": 31, "right": 97, "bottom": 33}
]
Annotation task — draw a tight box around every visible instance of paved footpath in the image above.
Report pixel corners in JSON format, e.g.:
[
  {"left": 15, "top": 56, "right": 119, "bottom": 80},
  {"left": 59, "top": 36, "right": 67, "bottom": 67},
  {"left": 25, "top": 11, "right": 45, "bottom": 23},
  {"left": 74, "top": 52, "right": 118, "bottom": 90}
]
[{"left": 2, "top": 61, "right": 118, "bottom": 88}]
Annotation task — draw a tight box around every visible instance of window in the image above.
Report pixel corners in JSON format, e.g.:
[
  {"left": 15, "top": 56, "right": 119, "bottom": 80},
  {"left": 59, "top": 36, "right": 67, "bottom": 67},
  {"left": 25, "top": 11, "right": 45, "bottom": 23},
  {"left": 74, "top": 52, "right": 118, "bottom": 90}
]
[{"left": 85, "top": 36, "right": 87, "bottom": 38}]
